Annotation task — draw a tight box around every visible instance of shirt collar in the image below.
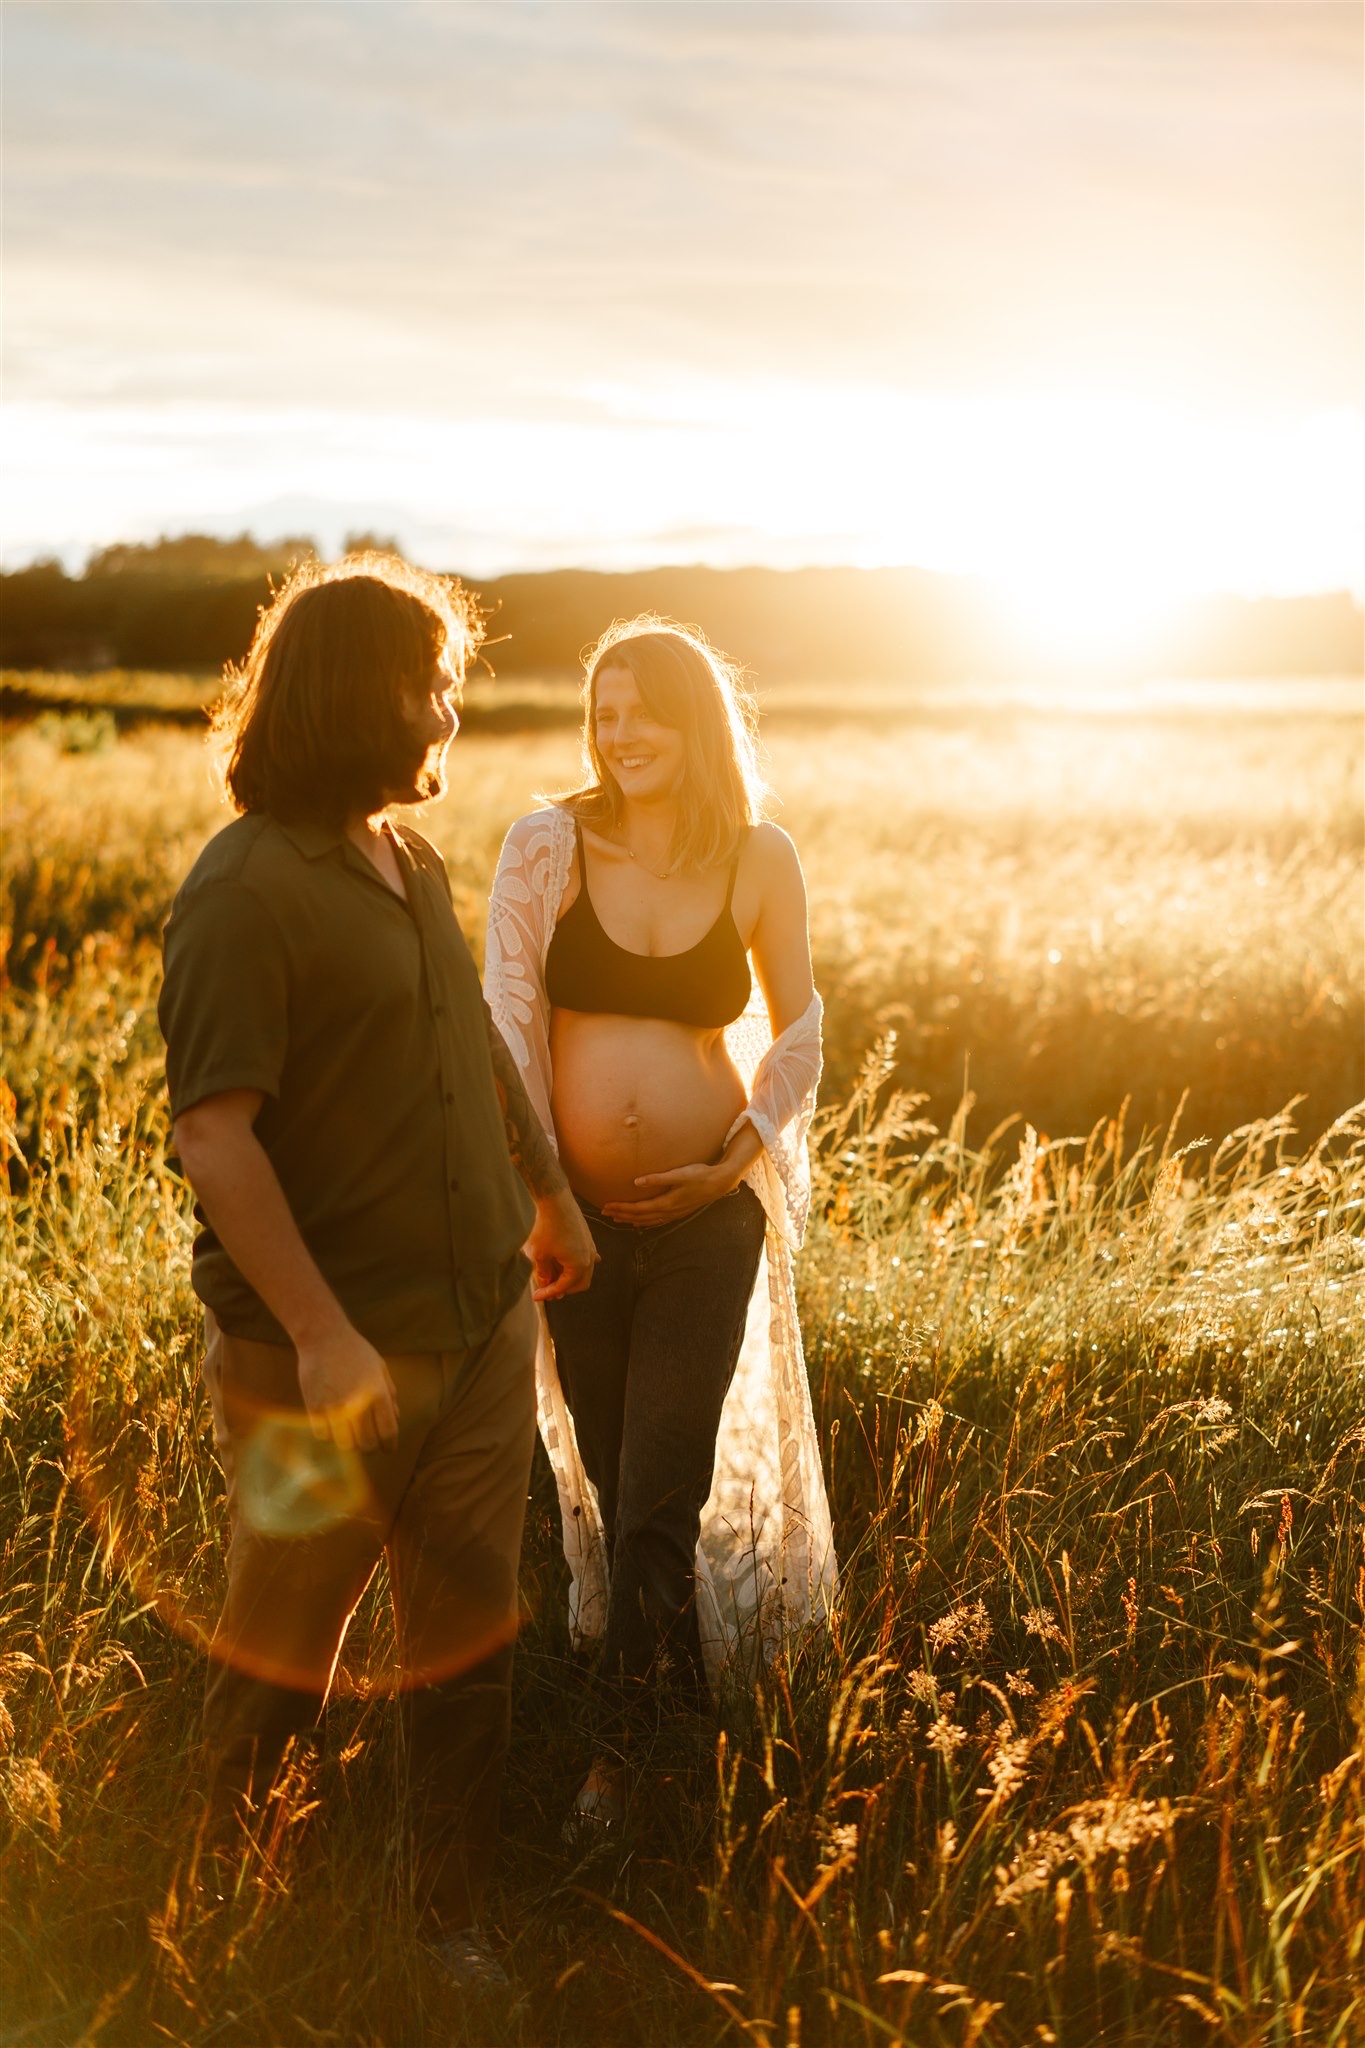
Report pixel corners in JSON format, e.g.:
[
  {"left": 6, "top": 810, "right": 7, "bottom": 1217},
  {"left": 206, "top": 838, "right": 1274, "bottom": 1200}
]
[
  {"left": 275, "top": 816, "right": 347, "bottom": 859},
  {"left": 275, "top": 814, "right": 417, "bottom": 875}
]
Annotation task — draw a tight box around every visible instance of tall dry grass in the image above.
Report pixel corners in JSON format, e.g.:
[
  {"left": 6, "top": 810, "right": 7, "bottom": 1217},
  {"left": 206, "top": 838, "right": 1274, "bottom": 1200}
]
[
  {"left": 1, "top": 684, "right": 1362, "bottom": 2045},
  {"left": 5, "top": 687, "right": 1360, "bottom": 1148}
]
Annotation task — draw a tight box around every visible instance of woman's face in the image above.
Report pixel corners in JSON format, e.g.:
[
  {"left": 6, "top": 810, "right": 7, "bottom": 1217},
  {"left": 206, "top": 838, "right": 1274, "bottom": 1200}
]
[{"left": 593, "top": 665, "right": 685, "bottom": 803}]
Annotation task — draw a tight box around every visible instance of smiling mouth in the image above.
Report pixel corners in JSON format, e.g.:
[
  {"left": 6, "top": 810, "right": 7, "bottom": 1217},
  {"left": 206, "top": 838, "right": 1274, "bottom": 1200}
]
[{"left": 618, "top": 755, "right": 656, "bottom": 769}]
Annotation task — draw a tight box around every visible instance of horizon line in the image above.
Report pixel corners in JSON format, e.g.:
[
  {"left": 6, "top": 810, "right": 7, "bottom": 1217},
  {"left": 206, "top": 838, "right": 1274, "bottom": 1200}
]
[{"left": 5, "top": 540, "right": 1362, "bottom": 611}]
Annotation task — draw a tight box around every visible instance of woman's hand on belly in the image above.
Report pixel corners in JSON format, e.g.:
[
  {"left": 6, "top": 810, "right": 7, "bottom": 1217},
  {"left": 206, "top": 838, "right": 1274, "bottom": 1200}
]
[
  {"left": 599, "top": 1157, "right": 738, "bottom": 1225},
  {"left": 600, "top": 1104, "right": 766, "bottom": 1224}
]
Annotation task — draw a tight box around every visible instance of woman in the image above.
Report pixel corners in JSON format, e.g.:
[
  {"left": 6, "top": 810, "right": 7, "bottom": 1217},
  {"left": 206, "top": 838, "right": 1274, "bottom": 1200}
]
[{"left": 484, "top": 617, "right": 837, "bottom": 1824}]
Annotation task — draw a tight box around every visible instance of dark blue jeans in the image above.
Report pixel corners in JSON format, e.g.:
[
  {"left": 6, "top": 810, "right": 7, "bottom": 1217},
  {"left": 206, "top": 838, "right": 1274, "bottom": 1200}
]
[{"left": 544, "top": 1183, "right": 767, "bottom": 1733}]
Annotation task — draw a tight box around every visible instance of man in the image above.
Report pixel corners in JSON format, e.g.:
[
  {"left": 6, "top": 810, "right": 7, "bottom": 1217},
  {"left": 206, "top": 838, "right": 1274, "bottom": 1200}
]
[{"left": 158, "top": 556, "right": 595, "bottom": 1986}]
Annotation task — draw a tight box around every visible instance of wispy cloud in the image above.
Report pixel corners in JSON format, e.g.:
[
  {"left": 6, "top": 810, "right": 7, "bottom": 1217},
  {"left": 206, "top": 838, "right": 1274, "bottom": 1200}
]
[{"left": 4, "top": 2, "right": 1360, "bottom": 579}]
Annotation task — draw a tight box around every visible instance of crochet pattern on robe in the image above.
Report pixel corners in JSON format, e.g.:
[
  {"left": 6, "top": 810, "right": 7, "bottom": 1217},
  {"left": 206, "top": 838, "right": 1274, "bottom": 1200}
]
[{"left": 484, "top": 805, "right": 838, "bottom": 1684}]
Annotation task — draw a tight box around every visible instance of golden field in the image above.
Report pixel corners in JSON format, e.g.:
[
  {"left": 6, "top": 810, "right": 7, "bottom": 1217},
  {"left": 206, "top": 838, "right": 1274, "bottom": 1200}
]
[{"left": 1, "top": 678, "right": 1363, "bottom": 2046}]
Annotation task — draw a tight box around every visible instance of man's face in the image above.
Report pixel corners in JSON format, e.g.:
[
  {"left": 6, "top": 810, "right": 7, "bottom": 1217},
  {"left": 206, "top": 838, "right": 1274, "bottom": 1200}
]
[{"left": 387, "top": 659, "right": 460, "bottom": 806}]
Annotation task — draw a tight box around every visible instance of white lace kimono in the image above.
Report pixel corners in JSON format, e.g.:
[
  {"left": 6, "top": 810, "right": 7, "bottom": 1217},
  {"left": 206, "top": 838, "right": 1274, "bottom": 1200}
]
[{"left": 484, "top": 805, "right": 838, "bottom": 1685}]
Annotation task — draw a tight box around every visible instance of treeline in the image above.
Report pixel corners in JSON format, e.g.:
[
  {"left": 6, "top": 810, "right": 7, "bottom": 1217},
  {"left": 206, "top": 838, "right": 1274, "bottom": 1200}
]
[
  {"left": 1, "top": 538, "right": 319, "bottom": 674},
  {"left": 2, "top": 535, "right": 1361, "bottom": 680}
]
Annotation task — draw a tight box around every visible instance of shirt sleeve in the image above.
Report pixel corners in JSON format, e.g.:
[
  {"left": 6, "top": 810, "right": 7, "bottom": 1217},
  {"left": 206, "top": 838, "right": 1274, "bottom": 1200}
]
[{"left": 158, "top": 879, "right": 290, "bottom": 1118}]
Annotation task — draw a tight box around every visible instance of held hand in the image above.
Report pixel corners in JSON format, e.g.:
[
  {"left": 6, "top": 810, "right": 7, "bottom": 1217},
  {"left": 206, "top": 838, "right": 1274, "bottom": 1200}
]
[
  {"left": 296, "top": 1327, "right": 400, "bottom": 1454},
  {"left": 600, "top": 1162, "right": 735, "bottom": 1225},
  {"left": 526, "top": 1189, "right": 599, "bottom": 1301}
]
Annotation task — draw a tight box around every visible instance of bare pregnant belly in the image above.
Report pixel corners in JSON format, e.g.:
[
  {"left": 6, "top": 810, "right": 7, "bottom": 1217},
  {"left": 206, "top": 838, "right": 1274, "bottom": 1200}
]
[{"left": 549, "top": 1010, "right": 747, "bottom": 1208}]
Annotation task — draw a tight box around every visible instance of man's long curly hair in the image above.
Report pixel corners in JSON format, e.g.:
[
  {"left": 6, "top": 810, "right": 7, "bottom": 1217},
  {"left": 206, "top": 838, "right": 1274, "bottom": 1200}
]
[{"left": 213, "top": 553, "right": 481, "bottom": 824}]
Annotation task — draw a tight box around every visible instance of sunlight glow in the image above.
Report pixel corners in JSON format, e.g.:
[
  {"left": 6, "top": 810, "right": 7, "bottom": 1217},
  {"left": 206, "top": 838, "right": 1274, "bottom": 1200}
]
[{"left": 5, "top": 387, "right": 1361, "bottom": 635}]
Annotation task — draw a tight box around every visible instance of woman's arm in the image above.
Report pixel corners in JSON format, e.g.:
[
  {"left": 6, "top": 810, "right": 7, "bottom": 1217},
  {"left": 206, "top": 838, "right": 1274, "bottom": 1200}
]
[
  {"left": 744, "top": 823, "right": 817, "bottom": 1042},
  {"left": 706, "top": 823, "right": 815, "bottom": 1173}
]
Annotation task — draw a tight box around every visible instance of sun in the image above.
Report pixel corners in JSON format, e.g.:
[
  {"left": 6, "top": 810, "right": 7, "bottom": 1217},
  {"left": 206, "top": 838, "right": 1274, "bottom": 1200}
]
[
  {"left": 957, "top": 395, "right": 1195, "bottom": 671},
  {"left": 990, "top": 560, "right": 1184, "bottom": 673},
  {"left": 740, "top": 384, "right": 1362, "bottom": 676}
]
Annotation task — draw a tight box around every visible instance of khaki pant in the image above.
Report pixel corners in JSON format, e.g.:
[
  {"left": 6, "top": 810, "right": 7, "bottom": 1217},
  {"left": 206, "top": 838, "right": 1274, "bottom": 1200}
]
[{"left": 200, "top": 1288, "right": 537, "bottom": 1929}]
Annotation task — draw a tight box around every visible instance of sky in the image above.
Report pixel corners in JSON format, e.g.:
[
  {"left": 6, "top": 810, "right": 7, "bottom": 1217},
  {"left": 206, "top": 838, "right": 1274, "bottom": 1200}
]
[{"left": 5, "top": 1, "right": 1362, "bottom": 630}]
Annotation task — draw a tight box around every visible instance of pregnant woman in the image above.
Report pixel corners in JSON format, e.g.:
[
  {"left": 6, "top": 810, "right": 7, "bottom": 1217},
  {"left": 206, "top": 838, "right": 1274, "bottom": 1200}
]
[{"left": 484, "top": 617, "right": 837, "bottom": 1826}]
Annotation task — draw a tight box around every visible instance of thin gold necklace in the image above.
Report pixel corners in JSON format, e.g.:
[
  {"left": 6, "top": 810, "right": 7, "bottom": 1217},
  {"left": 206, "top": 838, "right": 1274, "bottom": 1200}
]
[{"left": 618, "top": 833, "right": 677, "bottom": 881}]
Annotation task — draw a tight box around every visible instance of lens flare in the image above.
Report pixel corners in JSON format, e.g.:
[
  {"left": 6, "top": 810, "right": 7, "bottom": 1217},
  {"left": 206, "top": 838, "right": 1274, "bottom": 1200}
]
[
  {"left": 65, "top": 1340, "right": 531, "bottom": 1696},
  {"left": 233, "top": 1413, "right": 372, "bottom": 1541}
]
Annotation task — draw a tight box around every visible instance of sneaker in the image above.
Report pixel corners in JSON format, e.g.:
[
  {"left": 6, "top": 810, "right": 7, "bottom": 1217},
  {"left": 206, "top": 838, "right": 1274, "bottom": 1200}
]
[
  {"left": 561, "top": 1760, "right": 627, "bottom": 1847},
  {"left": 425, "top": 1926, "right": 511, "bottom": 1993}
]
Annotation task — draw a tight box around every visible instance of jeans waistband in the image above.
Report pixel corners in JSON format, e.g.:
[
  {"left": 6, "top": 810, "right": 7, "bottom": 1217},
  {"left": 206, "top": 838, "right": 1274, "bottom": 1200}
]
[
  {"left": 571, "top": 1185, "right": 757, "bottom": 1235},
  {"left": 572, "top": 1193, "right": 664, "bottom": 1233}
]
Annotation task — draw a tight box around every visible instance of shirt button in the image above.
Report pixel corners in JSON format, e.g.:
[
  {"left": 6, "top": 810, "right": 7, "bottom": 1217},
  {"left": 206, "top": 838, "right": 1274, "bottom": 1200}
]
[
  {"left": 433, "top": 1003, "right": 445, "bottom": 1017},
  {"left": 449, "top": 1176, "right": 460, "bottom": 1193},
  {"left": 444, "top": 1090, "right": 454, "bottom": 1105}
]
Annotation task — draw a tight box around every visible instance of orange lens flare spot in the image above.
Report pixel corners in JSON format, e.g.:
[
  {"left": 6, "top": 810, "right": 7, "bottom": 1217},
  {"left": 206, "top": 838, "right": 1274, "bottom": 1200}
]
[
  {"left": 235, "top": 1414, "right": 373, "bottom": 1540},
  {"left": 64, "top": 1352, "right": 536, "bottom": 1696}
]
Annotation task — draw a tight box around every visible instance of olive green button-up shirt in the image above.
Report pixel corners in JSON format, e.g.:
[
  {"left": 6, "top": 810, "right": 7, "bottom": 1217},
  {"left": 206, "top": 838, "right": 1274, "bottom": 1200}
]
[{"left": 158, "top": 812, "right": 534, "bottom": 1352}]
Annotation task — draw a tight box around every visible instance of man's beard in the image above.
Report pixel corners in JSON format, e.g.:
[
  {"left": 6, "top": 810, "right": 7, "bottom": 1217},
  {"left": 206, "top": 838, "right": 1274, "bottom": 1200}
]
[{"left": 391, "top": 743, "right": 448, "bottom": 807}]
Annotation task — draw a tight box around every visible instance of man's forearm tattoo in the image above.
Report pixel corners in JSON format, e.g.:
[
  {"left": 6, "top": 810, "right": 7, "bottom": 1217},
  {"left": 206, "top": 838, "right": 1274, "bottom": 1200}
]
[{"left": 485, "top": 1019, "right": 569, "bottom": 1199}]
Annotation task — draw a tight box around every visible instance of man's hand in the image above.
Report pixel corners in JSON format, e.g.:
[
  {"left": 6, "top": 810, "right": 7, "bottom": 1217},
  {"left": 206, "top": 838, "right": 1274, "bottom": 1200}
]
[
  {"left": 600, "top": 1161, "right": 734, "bottom": 1226},
  {"left": 296, "top": 1326, "right": 401, "bottom": 1453},
  {"left": 174, "top": 1092, "right": 401, "bottom": 1451},
  {"left": 525, "top": 1188, "right": 598, "bottom": 1301}
]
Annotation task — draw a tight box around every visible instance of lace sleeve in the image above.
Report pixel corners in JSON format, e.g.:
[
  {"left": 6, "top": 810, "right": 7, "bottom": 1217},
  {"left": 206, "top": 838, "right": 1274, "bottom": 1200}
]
[
  {"left": 484, "top": 808, "right": 614, "bottom": 1644},
  {"left": 484, "top": 808, "right": 573, "bottom": 1142},
  {"left": 726, "top": 993, "right": 823, "bottom": 1250}
]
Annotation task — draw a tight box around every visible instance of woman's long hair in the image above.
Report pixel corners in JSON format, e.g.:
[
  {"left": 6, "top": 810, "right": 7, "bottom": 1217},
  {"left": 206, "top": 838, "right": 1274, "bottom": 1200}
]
[
  {"left": 557, "top": 616, "right": 769, "bottom": 871},
  {"left": 214, "top": 553, "right": 480, "bottom": 823}
]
